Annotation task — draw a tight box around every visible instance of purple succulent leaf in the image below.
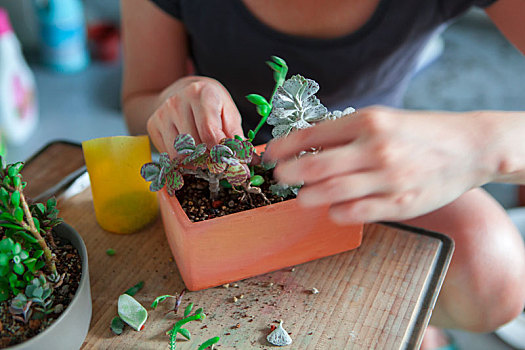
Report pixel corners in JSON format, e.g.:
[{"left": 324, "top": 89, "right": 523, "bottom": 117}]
[
  {"left": 140, "top": 163, "right": 161, "bottom": 182},
  {"left": 182, "top": 143, "right": 207, "bottom": 164},
  {"left": 159, "top": 153, "right": 171, "bottom": 168},
  {"left": 224, "top": 164, "right": 250, "bottom": 186},
  {"left": 165, "top": 170, "right": 184, "bottom": 196},
  {"left": 173, "top": 134, "right": 196, "bottom": 154},
  {"left": 210, "top": 144, "right": 234, "bottom": 164},
  {"left": 206, "top": 157, "right": 227, "bottom": 174},
  {"left": 221, "top": 156, "right": 240, "bottom": 166},
  {"left": 235, "top": 141, "right": 254, "bottom": 163},
  {"left": 220, "top": 138, "right": 242, "bottom": 152}
]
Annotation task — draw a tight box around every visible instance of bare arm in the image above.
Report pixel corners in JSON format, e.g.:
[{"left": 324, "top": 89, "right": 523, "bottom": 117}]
[
  {"left": 120, "top": 0, "right": 244, "bottom": 154},
  {"left": 120, "top": 0, "right": 189, "bottom": 135}
]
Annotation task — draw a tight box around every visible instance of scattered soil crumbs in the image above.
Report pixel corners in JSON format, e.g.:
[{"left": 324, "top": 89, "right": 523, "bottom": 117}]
[
  {"left": 0, "top": 232, "right": 82, "bottom": 348},
  {"left": 177, "top": 169, "right": 295, "bottom": 222}
]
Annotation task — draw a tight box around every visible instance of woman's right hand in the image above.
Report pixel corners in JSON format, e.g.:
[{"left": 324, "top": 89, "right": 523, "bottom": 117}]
[{"left": 147, "top": 76, "right": 244, "bottom": 158}]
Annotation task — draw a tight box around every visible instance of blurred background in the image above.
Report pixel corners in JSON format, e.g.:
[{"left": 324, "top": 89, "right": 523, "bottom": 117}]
[{"left": 0, "top": 1, "right": 524, "bottom": 348}]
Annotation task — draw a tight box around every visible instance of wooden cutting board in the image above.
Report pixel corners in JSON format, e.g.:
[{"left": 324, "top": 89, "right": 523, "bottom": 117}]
[{"left": 21, "top": 141, "right": 453, "bottom": 350}]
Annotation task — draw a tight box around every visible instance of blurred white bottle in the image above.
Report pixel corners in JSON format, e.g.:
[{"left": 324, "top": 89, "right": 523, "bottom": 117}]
[{"left": 0, "top": 7, "right": 38, "bottom": 146}]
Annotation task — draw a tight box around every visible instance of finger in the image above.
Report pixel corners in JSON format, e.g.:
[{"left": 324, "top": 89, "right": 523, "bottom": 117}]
[
  {"left": 296, "top": 172, "right": 389, "bottom": 207},
  {"left": 192, "top": 99, "right": 227, "bottom": 148},
  {"left": 147, "top": 108, "right": 179, "bottom": 159},
  {"left": 176, "top": 104, "right": 202, "bottom": 145},
  {"left": 273, "top": 143, "right": 372, "bottom": 185},
  {"left": 222, "top": 100, "right": 244, "bottom": 139},
  {"left": 264, "top": 116, "right": 359, "bottom": 162},
  {"left": 328, "top": 191, "right": 418, "bottom": 224}
]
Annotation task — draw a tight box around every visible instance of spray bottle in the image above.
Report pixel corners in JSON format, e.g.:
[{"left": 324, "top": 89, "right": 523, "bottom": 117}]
[
  {"left": 0, "top": 8, "right": 39, "bottom": 147},
  {"left": 34, "top": 0, "right": 89, "bottom": 73}
]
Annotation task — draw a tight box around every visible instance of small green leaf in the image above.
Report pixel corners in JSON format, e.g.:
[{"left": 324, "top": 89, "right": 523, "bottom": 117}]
[
  {"left": 118, "top": 294, "right": 148, "bottom": 332},
  {"left": 0, "top": 187, "right": 9, "bottom": 205},
  {"left": 245, "top": 94, "right": 269, "bottom": 106},
  {"left": 256, "top": 104, "right": 271, "bottom": 117},
  {"left": 36, "top": 203, "right": 46, "bottom": 215},
  {"left": 0, "top": 265, "right": 9, "bottom": 276},
  {"left": 0, "top": 212, "right": 14, "bottom": 222},
  {"left": 110, "top": 316, "right": 125, "bottom": 335},
  {"left": 46, "top": 197, "right": 57, "bottom": 209},
  {"left": 0, "top": 222, "right": 22, "bottom": 230},
  {"left": 106, "top": 248, "right": 116, "bottom": 256},
  {"left": 19, "top": 250, "right": 29, "bottom": 260},
  {"left": 184, "top": 302, "right": 194, "bottom": 317},
  {"left": 0, "top": 254, "right": 9, "bottom": 266},
  {"left": 13, "top": 175, "right": 21, "bottom": 188},
  {"left": 34, "top": 260, "right": 45, "bottom": 271},
  {"left": 14, "top": 231, "right": 38, "bottom": 244},
  {"left": 10, "top": 191, "right": 20, "bottom": 207},
  {"left": 13, "top": 242, "right": 21, "bottom": 255},
  {"left": 250, "top": 175, "right": 264, "bottom": 187},
  {"left": 198, "top": 336, "right": 220, "bottom": 350},
  {"left": 32, "top": 218, "right": 41, "bottom": 232},
  {"left": 151, "top": 295, "right": 174, "bottom": 309},
  {"left": 178, "top": 327, "right": 191, "bottom": 340},
  {"left": 219, "top": 179, "right": 232, "bottom": 189},
  {"left": 234, "top": 135, "right": 243, "bottom": 141},
  {"left": 247, "top": 130, "right": 255, "bottom": 140},
  {"left": 193, "top": 307, "right": 203, "bottom": 316},
  {"left": 13, "top": 263, "right": 24, "bottom": 275},
  {"left": 13, "top": 207, "right": 23, "bottom": 222},
  {"left": 124, "top": 281, "right": 144, "bottom": 296},
  {"left": 0, "top": 238, "right": 14, "bottom": 253},
  {"left": 24, "top": 258, "right": 37, "bottom": 272}
]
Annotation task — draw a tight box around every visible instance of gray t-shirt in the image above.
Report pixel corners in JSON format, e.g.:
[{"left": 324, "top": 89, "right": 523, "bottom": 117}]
[{"left": 149, "top": 0, "right": 497, "bottom": 143}]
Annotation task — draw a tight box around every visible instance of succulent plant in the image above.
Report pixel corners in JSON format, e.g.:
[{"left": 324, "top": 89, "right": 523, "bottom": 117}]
[
  {"left": 0, "top": 158, "right": 60, "bottom": 303},
  {"left": 142, "top": 56, "right": 356, "bottom": 203},
  {"left": 141, "top": 134, "right": 259, "bottom": 200},
  {"left": 9, "top": 275, "right": 54, "bottom": 323},
  {"left": 268, "top": 74, "right": 355, "bottom": 139}
]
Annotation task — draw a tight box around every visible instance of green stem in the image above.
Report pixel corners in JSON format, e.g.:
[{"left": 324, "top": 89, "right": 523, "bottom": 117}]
[
  {"left": 248, "top": 79, "right": 283, "bottom": 142},
  {"left": 19, "top": 191, "right": 56, "bottom": 275}
]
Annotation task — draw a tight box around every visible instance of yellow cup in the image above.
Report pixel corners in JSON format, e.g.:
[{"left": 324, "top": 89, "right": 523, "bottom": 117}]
[{"left": 82, "top": 135, "right": 159, "bottom": 234}]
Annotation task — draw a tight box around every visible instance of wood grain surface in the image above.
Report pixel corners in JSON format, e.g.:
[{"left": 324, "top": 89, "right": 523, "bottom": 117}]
[{"left": 20, "top": 141, "right": 453, "bottom": 350}]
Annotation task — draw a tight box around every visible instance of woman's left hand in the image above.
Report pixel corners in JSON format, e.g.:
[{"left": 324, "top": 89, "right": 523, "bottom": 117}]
[{"left": 264, "top": 106, "right": 497, "bottom": 223}]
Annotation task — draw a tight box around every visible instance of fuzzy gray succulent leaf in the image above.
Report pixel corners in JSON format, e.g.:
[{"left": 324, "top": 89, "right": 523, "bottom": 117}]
[{"left": 325, "top": 106, "right": 356, "bottom": 120}]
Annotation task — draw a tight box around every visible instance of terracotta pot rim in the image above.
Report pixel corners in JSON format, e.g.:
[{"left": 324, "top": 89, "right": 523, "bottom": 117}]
[{"left": 160, "top": 188, "right": 308, "bottom": 226}]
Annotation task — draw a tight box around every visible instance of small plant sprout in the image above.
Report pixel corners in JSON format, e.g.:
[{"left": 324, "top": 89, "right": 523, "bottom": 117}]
[
  {"left": 153, "top": 299, "right": 220, "bottom": 350},
  {"left": 245, "top": 56, "right": 288, "bottom": 142},
  {"left": 117, "top": 294, "right": 148, "bottom": 331},
  {"left": 110, "top": 281, "right": 146, "bottom": 335}
]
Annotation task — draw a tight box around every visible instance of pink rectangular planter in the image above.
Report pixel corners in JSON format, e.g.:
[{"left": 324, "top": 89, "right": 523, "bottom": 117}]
[{"left": 158, "top": 189, "right": 363, "bottom": 291}]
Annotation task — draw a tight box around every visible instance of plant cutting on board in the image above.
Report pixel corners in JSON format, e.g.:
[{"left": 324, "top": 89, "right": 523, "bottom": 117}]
[
  {"left": 0, "top": 157, "right": 85, "bottom": 347},
  {"left": 141, "top": 56, "right": 355, "bottom": 211}
]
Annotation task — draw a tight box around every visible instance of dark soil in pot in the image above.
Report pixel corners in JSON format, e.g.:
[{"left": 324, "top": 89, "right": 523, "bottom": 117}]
[
  {"left": 177, "top": 169, "right": 295, "bottom": 222},
  {"left": 0, "top": 232, "right": 82, "bottom": 348}
]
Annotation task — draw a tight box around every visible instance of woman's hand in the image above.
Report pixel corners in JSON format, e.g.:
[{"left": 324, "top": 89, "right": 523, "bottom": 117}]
[
  {"left": 264, "top": 106, "right": 498, "bottom": 223},
  {"left": 147, "top": 76, "right": 244, "bottom": 158}
]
